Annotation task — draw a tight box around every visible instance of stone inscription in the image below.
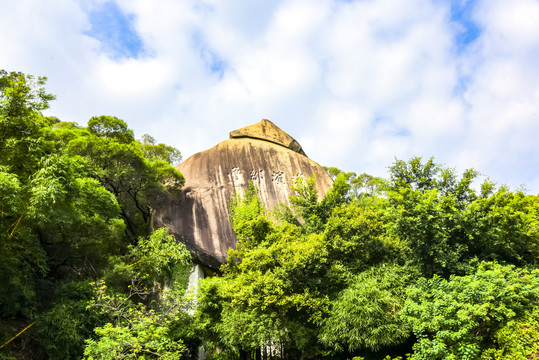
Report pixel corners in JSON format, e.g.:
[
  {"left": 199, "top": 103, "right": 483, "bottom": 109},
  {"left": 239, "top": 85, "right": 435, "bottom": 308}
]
[
  {"left": 272, "top": 171, "right": 285, "bottom": 184},
  {"left": 250, "top": 169, "right": 264, "bottom": 181},
  {"left": 231, "top": 167, "right": 241, "bottom": 182},
  {"left": 225, "top": 167, "right": 289, "bottom": 185}
]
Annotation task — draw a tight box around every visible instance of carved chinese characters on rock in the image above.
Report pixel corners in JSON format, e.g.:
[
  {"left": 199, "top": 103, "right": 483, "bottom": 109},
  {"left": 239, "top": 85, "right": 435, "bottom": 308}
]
[
  {"left": 226, "top": 167, "right": 288, "bottom": 186},
  {"left": 250, "top": 169, "right": 264, "bottom": 181},
  {"left": 231, "top": 167, "right": 241, "bottom": 182},
  {"left": 272, "top": 171, "right": 285, "bottom": 184}
]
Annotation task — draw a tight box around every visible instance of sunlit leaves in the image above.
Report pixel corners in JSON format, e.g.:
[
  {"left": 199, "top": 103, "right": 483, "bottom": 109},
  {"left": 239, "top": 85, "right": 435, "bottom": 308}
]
[
  {"left": 0, "top": 171, "right": 21, "bottom": 216},
  {"left": 140, "top": 134, "right": 182, "bottom": 165},
  {"left": 403, "top": 263, "right": 539, "bottom": 359},
  {"left": 386, "top": 156, "right": 539, "bottom": 277},
  {"left": 84, "top": 313, "right": 187, "bottom": 360},
  {"left": 131, "top": 227, "right": 191, "bottom": 284},
  {"left": 0, "top": 70, "right": 55, "bottom": 116},
  {"left": 320, "top": 264, "right": 415, "bottom": 352},
  {"left": 84, "top": 229, "right": 193, "bottom": 359},
  {"left": 88, "top": 115, "right": 134, "bottom": 144},
  {"left": 66, "top": 121, "right": 185, "bottom": 240},
  {"left": 199, "top": 178, "right": 409, "bottom": 357}
]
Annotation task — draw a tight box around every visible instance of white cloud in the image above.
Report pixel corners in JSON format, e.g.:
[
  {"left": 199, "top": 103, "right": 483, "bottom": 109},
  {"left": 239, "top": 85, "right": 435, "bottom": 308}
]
[
  {"left": 454, "top": 0, "right": 539, "bottom": 188},
  {"left": 1, "top": 0, "right": 538, "bottom": 192}
]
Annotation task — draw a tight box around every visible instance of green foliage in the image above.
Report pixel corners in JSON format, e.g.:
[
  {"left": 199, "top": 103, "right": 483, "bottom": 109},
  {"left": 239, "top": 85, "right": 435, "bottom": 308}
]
[
  {"left": 350, "top": 173, "right": 384, "bottom": 199},
  {"left": 482, "top": 306, "right": 539, "bottom": 359},
  {"left": 461, "top": 188, "right": 539, "bottom": 266},
  {"left": 323, "top": 199, "right": 410, "bottom": 273},
  {"left": 0, "top": 153, "right": 125, "bottom": 318},
  {"left": 84, "top": 309, "right": 187, "bottom": 360},
  {"left": 199, "top": 178, "right": 410, "bottom": 358},
  {"left": 217, "top": 228, "right": 331, "bottom": 356},
  {"left": 0, "top": 71, "right": 127, "bottom": 324},
  {"left": 283, "top": 173, "right": 350, "bottom": 234},
  {"left": 88, "top": 115, "right": 135, "bottom": 144},
  {"left": 386, "top": 156, "right": 539, "bottom": 277},
  {"left": 323, "top": 166, "right": 383, "bottom": 199},
  {"left": 130, "top": 227, "right": 192, "bottom": 286},
  {"left": 38, "top": 281, "right": 103, "bottom": 360},
  {"left": 194, "top": 277, "right": 228, "bottom": 354},
  {"left": 320, "top": 264, "right": 415, "bottom": 352},
  {"left": 4, "top": 69, "right": 539, "bottom": 360},
  {"left": 0, "top": 70, "right": 191, "bottom": 359},
  {"left": 0, "top": 70, "right": 55, "bottom": 116},
  {"left": 289, "top": 175, "right": 323, "bottom": 232},
  {"left": 83, "top": 228, "right": 193, "bottom": 359},
  {"left": 0, "top": 227, "right": 47, "bottom": 317},
  {"left": 0, "top": 70, "right": 56, "bottom": 178},
  {"left": 403, "top": 263, "right": 539, "bottom": 359},
  {"left": 200, "top": 183, "right": 335, "bottom": 357},
  {"left": 228, "top": 182, "right": 272, "bottom": 253},
  {"left": 140, "top": 134, "right": 182, "bottom": 165},
  {"left": 66, "top": 122, "right": 185, "bottom": 241},
  {"left": 0, "top": 170, "right": 47, "bottom": 317},
  {"left": 200, "top": 158, "right": 539, "bottom": 359}
]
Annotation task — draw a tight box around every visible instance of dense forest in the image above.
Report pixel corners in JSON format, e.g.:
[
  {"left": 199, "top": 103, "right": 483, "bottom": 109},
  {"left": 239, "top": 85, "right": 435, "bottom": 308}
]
[{"left": 1, "top": 70, "right": 538, "bottom": 360}]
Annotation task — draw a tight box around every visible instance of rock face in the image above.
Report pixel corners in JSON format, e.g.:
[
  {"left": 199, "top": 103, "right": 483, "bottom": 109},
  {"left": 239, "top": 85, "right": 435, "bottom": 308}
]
[
  {"left": 230, "top": 118, "right": 307, "bottom": 156},
  {"left": 156, "top": 119, "right": 333, "bottom": 269}
]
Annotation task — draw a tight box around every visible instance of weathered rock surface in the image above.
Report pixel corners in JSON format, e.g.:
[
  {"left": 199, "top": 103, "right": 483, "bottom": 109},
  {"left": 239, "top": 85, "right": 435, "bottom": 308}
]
[
  {"left": 230, "top": 119, "right": 307, "bottom": 156},
  {"left": 156, "top": 120, "right": 332, "bottom": 269}
]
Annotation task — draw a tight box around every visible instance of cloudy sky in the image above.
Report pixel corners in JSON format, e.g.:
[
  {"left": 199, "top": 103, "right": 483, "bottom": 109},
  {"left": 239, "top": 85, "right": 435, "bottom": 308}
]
[{"left": 1, "top": 0, "right": 538, "bottom": 193}]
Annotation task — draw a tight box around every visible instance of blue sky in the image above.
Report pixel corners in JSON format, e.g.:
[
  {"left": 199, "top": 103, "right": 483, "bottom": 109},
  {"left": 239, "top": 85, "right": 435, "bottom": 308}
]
[
  {"left": 84, "top": 1, "right": 144, "bottom": 59},
  {"left": 1, "top": 0, "right": 538, "bottom": 193},
  {"left": 449, "top": 0, "right": 481, "bottom": 50}
]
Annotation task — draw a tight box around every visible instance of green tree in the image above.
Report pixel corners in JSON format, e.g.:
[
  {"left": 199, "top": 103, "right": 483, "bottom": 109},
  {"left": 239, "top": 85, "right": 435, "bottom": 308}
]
[
  {"left": 319, "top": 264, "right": 415, "bottom": 352},
  {"left": 88, "top": 115, "right": 135, "bottom": 144},
  {"left": 83, "top": 228, "right": 194, "bottom": 359},
  {"left": 403, "top": 263, "right": 539, "bottom": 359},
  {"left": 278, "top": 173, "right": 350, "bottom": 234},
  {"left": 38, "top": 281, "right": 104, "bottom": 359},
  {"left": 198, "top": 180, "right": 410, "bottom": 359},
  {"left": 198, "top": 185, "right": 331, "bottom": 358},
  {"left": 66, "top": 116, "right": 185, "bottom": 241},
  {"left": 385, "top": 157, "right": 539, "bottom": 277},
  {"left": 0, "top": 70, "right": 191, "bottom": 360},
  {"left": 350, "top": 173, "right": 384, "bottom": 199},
  {"left": 198, "top": 158, "right": 538, "bottom": 359},
  {"left": 322, "top": 167, "right": 383, "bottom": 199},
  {"left": 140, "top": 134, "right": 182, "bottom": 165},
  {"left": 0, "top": 70, "right": 56, "bottom": 178},
  {"left": 323, "top": 198, "right": 410, "bottom": 275},
  {"left": 0, "top": 72, "right": 125, "bottom": 321}
]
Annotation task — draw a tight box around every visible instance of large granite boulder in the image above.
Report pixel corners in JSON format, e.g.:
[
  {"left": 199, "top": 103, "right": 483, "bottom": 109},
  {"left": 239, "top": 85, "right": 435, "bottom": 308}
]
[{"left": 156, "top": 119, "right": 333, "bottom": 269}]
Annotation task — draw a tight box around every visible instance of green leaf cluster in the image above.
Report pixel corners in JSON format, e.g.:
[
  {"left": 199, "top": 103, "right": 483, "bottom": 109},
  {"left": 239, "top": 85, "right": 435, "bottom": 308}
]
[
  {"left": 403, "top": 263, "right": 539, "bottom": 359},
  {"left": 83, "top": 229, "right": 193, "bottom": 360}
]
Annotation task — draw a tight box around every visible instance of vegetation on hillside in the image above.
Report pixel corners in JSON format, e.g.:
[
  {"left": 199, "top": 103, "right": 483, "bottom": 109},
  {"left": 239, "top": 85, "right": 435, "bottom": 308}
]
[
  {"left": 1, "top": 70, "right": 538, "bottom": 359},
  {"left": 0, "top": 70, "right": 193, "bottom": 359},
  {"left": 196, "top": 161, "right": 538, "bottom": 359}
]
